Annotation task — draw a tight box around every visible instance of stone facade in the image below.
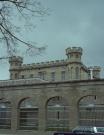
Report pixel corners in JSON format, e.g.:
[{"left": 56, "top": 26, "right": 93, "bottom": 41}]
[
  {"left": 9, "top": 47, "right": 101, "bottom": 81},
  {"left": 0, "top": 79, "right": 104, "bottom": 135},
  {"left": 0, "top": 47, "right": 103, "bottom": 135}
]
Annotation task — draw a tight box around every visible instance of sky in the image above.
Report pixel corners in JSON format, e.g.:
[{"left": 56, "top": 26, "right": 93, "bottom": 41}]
[{"left": 0, "top": 0, "right": 104, "bottom": 79}]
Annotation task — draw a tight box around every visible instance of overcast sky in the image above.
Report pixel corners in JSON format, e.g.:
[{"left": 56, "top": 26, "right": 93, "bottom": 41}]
[{"left": 0, "top": 0, "right": 104, "bottom": 79}]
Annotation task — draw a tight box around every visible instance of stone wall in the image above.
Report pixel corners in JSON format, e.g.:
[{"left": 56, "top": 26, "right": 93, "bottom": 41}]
[{"left": 0, "top": 79, "right": 104, "bottom": 135}]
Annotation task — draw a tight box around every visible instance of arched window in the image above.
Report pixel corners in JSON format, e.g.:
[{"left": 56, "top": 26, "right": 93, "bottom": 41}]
[
  {"left": 46, "top": 96, "right": 69, "bottom": 131},
  {"left": 75, "top": 67, "right": 80, "bottom": 79},
  {"left": 0, "top": 100, "right": 11, "bottom": 129},
  {"left": 78, "top": 95, "right": 104, "bottom": 126},
  {"left": 71, "top": 67, "right": 73, "bottom": 79},
  {"left": 19, "top": 98, "right": 38, "bottom": 130}
]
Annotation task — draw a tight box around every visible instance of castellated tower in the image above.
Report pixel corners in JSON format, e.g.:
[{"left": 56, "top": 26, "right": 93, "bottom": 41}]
[
  {"left": 88, "top": 66, "right": 101, "bottom": 79},
  {"left": 66, "top": 47, "right": 82, "bottom": 63},
  {"left": 66, "top": 47, "right": 86, "bottom": 80},
  {"left": 9, "top": 56, "right": 23, "bottom": 79}
]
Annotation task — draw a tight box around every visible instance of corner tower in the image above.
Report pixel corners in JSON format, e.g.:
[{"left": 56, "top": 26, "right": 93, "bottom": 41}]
[
  {"left": 66, "top": 47, "right": 83, "bottom": 80},
  {"left": 9, "top": 56, "right": 23, "bottom": 79},
  {"left": 66, "top": 47, "right": 82, "bottom": 63},
  {"left": 88, "top": 66, "right": 101, "bottom": 79}
]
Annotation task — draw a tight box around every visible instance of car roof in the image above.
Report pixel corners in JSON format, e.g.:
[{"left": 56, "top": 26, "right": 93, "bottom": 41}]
[{"left": 73, "top": 126, "right": 95, "bottom": 131}]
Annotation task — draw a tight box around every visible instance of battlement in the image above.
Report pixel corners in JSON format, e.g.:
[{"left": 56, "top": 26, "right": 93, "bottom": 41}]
[
  {"left": 66, "top": 47, "right": 83, "bottom": 55},
  {"left": 9, "top": 56, "right": 23, "bottom": 63},
  {"left": 66, "top": 47, "right": 83, "bottom": 63},
  {"left": 22, "top": 59, "right": 67, "bottom": 69},
  {"left": 88, "top": 66, "right": 101, "bottom": 79},
  {"left": 88, "top": 66, "right": 101, "bottom": 71}
]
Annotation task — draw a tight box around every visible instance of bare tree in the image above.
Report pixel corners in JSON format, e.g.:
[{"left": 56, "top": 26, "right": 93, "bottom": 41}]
[{"left": 0, "top": 0, "right": 48, "bottom": 59}]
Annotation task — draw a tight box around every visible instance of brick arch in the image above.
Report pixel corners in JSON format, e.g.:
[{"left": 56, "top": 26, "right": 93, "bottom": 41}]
[
  {"left": 78, "top": 95, "right": 104, "bottom": 126},
  {"left": 17, "top": 95, "right": 39, "bottom": 109},
  {"left": 18, "top": 97, "right": 39, "bottom": 130},
  {"left": 45, "top": 95, "right": 70, "bottom": 108},
  {"left": 77, "top": 94, "right": 96, "bottom": 106},
  {"left": 46, "top": 96, "right": 70, "bottom": 131},
  {"left": 18, "top": 97, "right": 30, "bottom": 108}
]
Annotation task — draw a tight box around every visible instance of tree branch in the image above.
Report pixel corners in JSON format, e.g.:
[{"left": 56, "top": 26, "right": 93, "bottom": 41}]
[{"left": 0, "top": 0, "right": 48, "bottom": 58}]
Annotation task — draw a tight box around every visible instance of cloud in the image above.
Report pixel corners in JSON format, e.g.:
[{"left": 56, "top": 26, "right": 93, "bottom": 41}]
[{"left": 1, "top": 0, "right": 104, "bottom": 79}]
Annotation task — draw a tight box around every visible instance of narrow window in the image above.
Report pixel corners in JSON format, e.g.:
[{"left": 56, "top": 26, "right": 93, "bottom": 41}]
[
  {"left": 76, "top": 67, "right": 80, "bottom": 79},
  {"left": 51, "top": 72, "right": 55, "bottom": 81},
  {"left": 30, "top": 74, "right": 33, "bottom": 78},
  {"left": 57, "top": 111, "right": 60, "bottom": 119},
  {"left": 71, "top": 67, "right": 73, "bottom": 79},
  {"left": 38, "top": 72, "right": 45, "bottom": 80},
  {"left": 15, "top": 73, "right": 18, "bottom": 79},
  {"left": 21, "top": 75, "right": 24, "bottom": 79},
  {"left": 61, "top": 71, "right": 65, "bottom": 81}
]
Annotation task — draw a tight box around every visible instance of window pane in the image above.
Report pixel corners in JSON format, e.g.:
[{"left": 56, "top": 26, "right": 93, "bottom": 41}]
[{"left": 51, "top": 72, "right": 55, "bottom": 81}]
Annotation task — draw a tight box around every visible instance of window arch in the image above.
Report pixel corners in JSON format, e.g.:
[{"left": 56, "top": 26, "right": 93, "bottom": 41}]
[
  {"left": 46, "top": 96, "right": 69, "bottom": 131},
  {"left": 78, "top": 95, "right": 104, "bottom": 126},
  {"left": 0, "top": 99, "right": 11, "bottom": 129},
  {"left": 18, "top": 98, "right": 39, "bottom": 130},
  {"left": 71, "top": 67, "right": 73, "bottom": 79},
  {"left": 75, "top": 67, "right": 80, "bottom": 79}
]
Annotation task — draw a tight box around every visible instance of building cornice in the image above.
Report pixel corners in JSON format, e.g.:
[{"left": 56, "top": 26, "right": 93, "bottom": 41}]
[{"left": 0, "top": 78, "right": 104, "bottom": 88}]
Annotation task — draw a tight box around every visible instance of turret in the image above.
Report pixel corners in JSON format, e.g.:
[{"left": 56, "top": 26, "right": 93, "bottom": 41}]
[
  {"left": 9, "top": 56, "right": 23, "bottom": 79},
  {"left": 66, "top": 47, "right": 83, "bottom": 80},
  {"left": 9, "top": 56, "right": 23, "bottom": 68},
  {"left": 88, "top": 66, "right": 101, "bottom": 79},
  {"left": 66, "top": 47, "right": 83, "bottom": 63}
]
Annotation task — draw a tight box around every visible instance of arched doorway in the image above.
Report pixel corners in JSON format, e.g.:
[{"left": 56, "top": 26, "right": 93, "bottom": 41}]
[
  {"left": 46, "top": 96, "right": 69, "bottom": 131},
  {"left": 78, "top": 95, "right": 104, "bottom": 126}
]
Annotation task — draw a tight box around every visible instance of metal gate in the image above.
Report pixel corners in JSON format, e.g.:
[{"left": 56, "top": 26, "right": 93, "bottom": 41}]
[{"left": 78, "top": 95, "right": 104, "bottom": 126}]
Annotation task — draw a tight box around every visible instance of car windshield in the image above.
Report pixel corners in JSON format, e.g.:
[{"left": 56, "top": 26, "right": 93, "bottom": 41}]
[{"left": 96, "top": 127, "right": 104, "bottom": 133}]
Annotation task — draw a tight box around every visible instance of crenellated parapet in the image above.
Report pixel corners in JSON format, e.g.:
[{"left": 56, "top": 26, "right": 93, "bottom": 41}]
[
  {"left": 88, "top": 66, "right": 101, "bottom": 71},
  {"left": 9, "top": 56, "right": 23, "bottom": 68},
  {"left": 9, "top": 56, "right": 23, "bottom": 63},
  {"left": 66, "top": 47, "right": 83, "bottom": 55},
  {"left": 22, "top": 59, "right": 67, "bottom": 69},
  {"left": 9, "top": 56, "right": 23, "bottom": 80}
]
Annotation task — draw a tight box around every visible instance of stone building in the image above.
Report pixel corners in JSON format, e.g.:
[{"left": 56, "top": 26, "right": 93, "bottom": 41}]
[
  {"left": 9, "top": 47, "right": 101, "bottom": 81},
  {"left": 0, "top": 47, "right": 104, "bottom": 135}
]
